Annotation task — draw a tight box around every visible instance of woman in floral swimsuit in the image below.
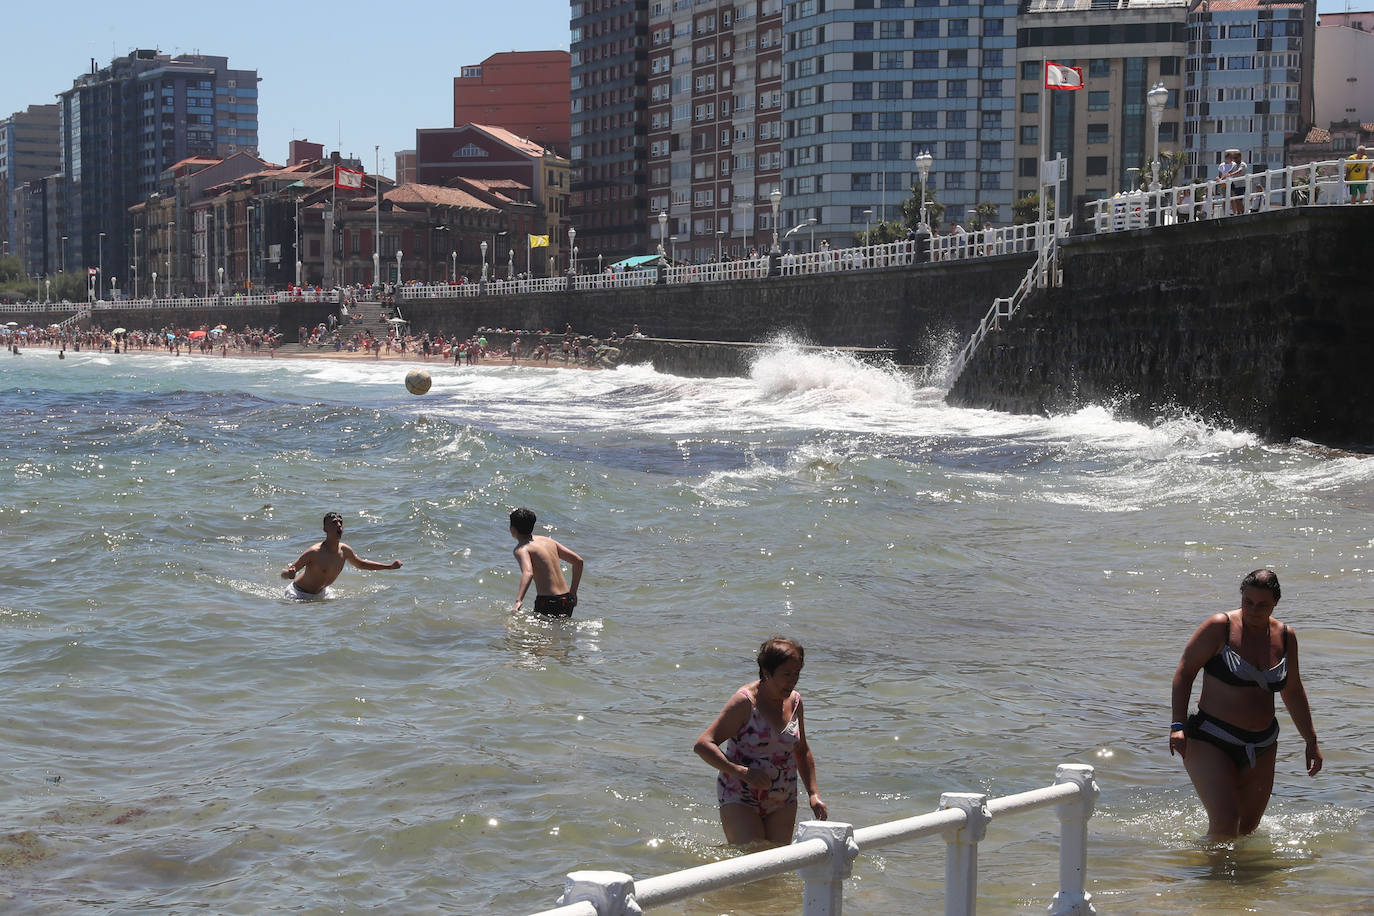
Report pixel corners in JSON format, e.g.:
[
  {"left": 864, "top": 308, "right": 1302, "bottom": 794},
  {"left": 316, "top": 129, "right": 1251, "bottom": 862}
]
[{"left": 695, "top": 637, "right": 827, "bottom": 845}]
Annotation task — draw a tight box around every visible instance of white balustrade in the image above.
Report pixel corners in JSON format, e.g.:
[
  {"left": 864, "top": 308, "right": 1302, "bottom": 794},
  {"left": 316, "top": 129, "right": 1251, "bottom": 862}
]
[{"left": 529, "top": 764, "right": 1099, "bottom": 916}]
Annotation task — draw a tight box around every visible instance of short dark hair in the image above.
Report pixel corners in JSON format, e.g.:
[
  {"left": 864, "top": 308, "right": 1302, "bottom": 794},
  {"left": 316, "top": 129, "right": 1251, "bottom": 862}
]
[
  {"left": 757, "top": 636, "right": 805, "bottom": 679},
  {"left": 1241, "top": 568, "right": 1281, "bottom": 602},
  {"left": 323, "top": 511, "right": 343, "bottom": 528},
  {"left": 510, "top": 507, "right": 536, "bottom": 537}
]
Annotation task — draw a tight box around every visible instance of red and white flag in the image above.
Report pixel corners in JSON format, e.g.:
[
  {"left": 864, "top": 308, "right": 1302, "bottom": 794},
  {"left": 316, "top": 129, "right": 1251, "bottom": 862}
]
[
  {"left": 1044, "top": 62, "right": 1084, "bottom": 90},
  {"left": 88, "top": 267, "right": 98, "bottom": 276},
  {"left": 334, "top": 166, "right": 364, "bottom": 190}
]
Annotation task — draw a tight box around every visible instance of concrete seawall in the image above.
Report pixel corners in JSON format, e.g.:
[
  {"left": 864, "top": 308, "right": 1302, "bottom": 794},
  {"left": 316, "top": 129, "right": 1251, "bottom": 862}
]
[{"left": 948, "top": 206, "right": 1374, "bottom": 449}]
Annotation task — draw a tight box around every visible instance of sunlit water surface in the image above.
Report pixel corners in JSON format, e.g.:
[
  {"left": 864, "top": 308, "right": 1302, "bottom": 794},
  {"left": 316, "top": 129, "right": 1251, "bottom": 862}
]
[{"left": 2, "top": 346, "right": 1371, "bottom": 914}]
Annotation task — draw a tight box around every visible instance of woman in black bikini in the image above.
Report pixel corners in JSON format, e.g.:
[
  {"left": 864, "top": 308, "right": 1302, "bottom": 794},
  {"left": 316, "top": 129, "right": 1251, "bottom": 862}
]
[{"left": 1170, "top": 569, "right": 1322, "bottom": 837}]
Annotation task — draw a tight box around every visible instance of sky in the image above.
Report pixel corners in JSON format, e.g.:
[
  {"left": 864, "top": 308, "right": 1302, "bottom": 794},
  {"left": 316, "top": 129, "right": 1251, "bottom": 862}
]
[
  {"left": 1, "top": 0, "right": 570, "bottom": 178},
  {"left": 1, "top": 0, "right": 1357, "bottom": 180}
]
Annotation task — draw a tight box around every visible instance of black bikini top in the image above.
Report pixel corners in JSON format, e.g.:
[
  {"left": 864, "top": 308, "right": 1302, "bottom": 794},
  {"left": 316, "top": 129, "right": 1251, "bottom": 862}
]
[{"left": 1203, "top": 617, "right": 1288, "bottom": 692}]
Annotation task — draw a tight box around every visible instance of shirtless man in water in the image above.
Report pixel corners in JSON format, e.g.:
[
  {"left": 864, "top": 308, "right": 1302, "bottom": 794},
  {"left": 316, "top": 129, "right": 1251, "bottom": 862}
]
[
  {"left": 510, "top": 507, "right": 585, "bottom": 616},
  {"left": 280, "top": 511, "right": 403, "bottom": 598}
]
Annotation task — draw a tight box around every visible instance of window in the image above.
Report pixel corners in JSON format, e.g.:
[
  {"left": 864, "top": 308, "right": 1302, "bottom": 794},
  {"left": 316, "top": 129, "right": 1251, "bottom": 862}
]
[
  {"left": 913, "top": 111, "right": 938, "bottom": 129},
  {"left": 853, "top": 112, "right": 873, "bottom": 130},
  {"left": 980, "top": 111, "right": 1001, "bottom": 128},
  {"left": 1087, "top": 123, "right": 1109, "bottom": 144},
  {"left": 947, "top": 49, "right": 968, "bottom": 68},
  {"left": 878, "top": 141, "right": 902, "bottom": 159},
  {"left": 911, "top": 80, "right": 936, "bottom": 99},
  {"left": 878, "top": 111, "right": 903, "bottom": 130},
  {"left": 981, "top": 79, "right": 1002, "bottom": 98},
  {"left": 946, "top": 140, "right": 966, "bottom": 159},
  {"left": 946, "top": 109, "right": 967, "bottom": 128},
  {"left": 851, "top": 206, "right": 874, "bottom": 222},
  {"left": 983, "top": 18, "right": 1003, "bottom": 36},
  {"left": 880, "top": 20, "right": 904, "bottom": 38},
  {"left": 914, "top": 50, "right": 939, "bottom": 68},
  {"left": 1086, "top": 156, "right": 1108, "bottom": 176},
  {"left": 1021, "top": 61, "right": 1039, "bottom": 81},
  {"left": 1019, "top": 125, "right": 1038, "bottom": 145},
  {"left": 980, "top": 140, "right": 1001, "bottom": 160},
  {"left": 1019, "top": 157, "right": 1037, "bottom": 177},
  {"left": 1090, "top": 59, "right": 1110, "bottom": 78},
  {"left": 947, "top": 80, "right": 967, "bottom": 98},
  {"left": 853, "top": 82, "right": 873, "bottom": 100},
  {"left": 852, "top": 142, "right": 872, "bottom": 160},
  {"left": 1021, "top": 92, "right": 1039, "bottom": 113},
  {"left": 1088, "top": 91, "right": 1110, "bottom": 111},
  {"left": 853, "top": 52, "right": 873, "bottom": 70},
  {"left": 981, "top": 49, "right": 1003, "bottom": 67},
  {"left": 979, "top": 171, "right": 1000, "bottom": 189},
  {"left": 852, "top": 173, "right": 873, "bottom": 190},
  {"left": 853, "top": 22, "right": 873, "bottom": 39},
  {"left": 879, "top": 51, "right": 904, "bottom": 69},
  {"left": 1159, "top": 122, "right": 1178, "bottom": 142},
  {"left": 914, "top": 20, "right": 939, "bottom": 37},
  {"left": 946, "top": 172, "right": 966, "bottom": 189},
  {"left": 948, "top": 19, "right": 967, "bottom": 36}
]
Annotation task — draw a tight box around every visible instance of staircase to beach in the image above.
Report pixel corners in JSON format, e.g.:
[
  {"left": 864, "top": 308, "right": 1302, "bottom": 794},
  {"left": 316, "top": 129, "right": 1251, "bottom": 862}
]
[{"left": 284, "top": 299, "right": 391, "bottom": 353}]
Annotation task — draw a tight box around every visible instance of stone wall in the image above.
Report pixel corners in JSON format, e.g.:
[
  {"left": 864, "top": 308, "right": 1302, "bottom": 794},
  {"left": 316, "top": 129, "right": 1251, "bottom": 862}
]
[{"left": 948, "top": 207, "right": 1374, "bottom": 449}]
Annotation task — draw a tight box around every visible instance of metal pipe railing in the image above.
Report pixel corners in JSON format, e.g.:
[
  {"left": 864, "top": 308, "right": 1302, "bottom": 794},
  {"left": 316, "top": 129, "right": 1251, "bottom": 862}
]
[{"left": 530, "top": 764, "right": 1099, "bottom": 916}]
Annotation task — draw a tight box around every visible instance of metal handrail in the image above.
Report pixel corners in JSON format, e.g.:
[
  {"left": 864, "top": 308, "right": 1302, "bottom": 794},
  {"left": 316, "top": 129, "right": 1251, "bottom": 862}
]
[{"left": 531, "top": 764, "right": 1098, "bottom": 916}]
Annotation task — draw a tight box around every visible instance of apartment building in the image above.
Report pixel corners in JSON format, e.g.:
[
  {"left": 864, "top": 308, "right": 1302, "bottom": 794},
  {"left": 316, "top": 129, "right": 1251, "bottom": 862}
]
[
  {"left": 454, "top": 51, "right": 572, "bottom": 157},
  {"left": 0, "top": 104, "right": 60, "bottom": 273}
]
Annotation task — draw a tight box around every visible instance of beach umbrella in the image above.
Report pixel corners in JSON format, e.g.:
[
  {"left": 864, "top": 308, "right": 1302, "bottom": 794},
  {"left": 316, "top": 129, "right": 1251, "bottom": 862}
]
[
  {"left": 214, "top": 324, "right": 227, "bottom": 330},
  {"left": 166, "top": 332, "right": 176, "bottom": 339},
  {"left": 112, "top": 327, "right": 127, "bottom": 335},
  {"left": 189, "top": 330, "right": 207, "bottom": 339},
  {"left": 4, "top": 321, "right": 17, "bottom": 327},
  {"left": 387, "top": 317, "right": 408, "bottom": 325}
]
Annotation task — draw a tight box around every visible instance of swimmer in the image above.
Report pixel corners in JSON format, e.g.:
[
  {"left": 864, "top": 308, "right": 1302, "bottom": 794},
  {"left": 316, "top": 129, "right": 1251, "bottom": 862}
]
[
  {"left": 1170, "top": 569, "right": 1321, "bottom": 837},
  {"left": 695, "top": 637, "right": 826, "bottom": 846},
  {"left": 280, "top": 511, "right": 402, "bottom": 598},
  {"left": 509, "top": 507, "right": 584, "bottom": 616}
]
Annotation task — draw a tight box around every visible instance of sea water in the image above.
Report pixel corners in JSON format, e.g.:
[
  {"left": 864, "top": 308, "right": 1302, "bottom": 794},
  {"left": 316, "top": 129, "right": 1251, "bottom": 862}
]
[{"left": 1, "top": 347, "right": 1371, "bottom": 914}]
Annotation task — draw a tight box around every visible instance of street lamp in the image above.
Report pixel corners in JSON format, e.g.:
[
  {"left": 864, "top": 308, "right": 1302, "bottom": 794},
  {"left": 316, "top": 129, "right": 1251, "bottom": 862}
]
[
  {"left": 567, "top": 226, "right": 576, "bottom": 274},
  {"left": 1147, "top": 81, "right": 1168, "bottom": 194},
  {"left": 916, "top": 149, "right": 934, "bottom": 229},
  {"left": 373, "top": 252, "right": 380, "bottom": 288},
  {"left": 132, "top": 228, "right": 141, "bottom": 299},
  {"left": 167, "top": 220, "right": 175, "bottom": 297},
  {"left": 598, "top": 253, "right": 603, "bottom": 274},
  {"left": 217, "top": 266, "right": 223, "bottom": 296},
  {"left": 396, "top": 249, "right": 402, "bottom": 284},
  {"left": 110, "top": 276, "right": 117, "bottom": 300},
  {"left": 507, "top": 249, "right": 514, "bottom": 280},
  {"left": 738, "top": 201, "right": 753, "bottom": 253},
  {"left": 715, "top": 229, "right": 724, "bottom": 261},
  {"left": 98, "top": 231, "right": 106, "bottom": 300},
  {"left": 60, "top": 236, "right": 67, "bottom": 274},
  {"left": 451, "top": 250, "right": 457, "bottom": 283},
  {"left": 657, "top": 210, "right": 667, "bottom": 257},
  {"left": 806, "top": 216, "right": 817, "bottom": 253},
  {"left": 769, "top": 188, "right": 782, "bottom": 254},
  {"left": 152, "top": 271, "right": 158, "bottom": 299},
  {"left": 863, "top": 209, "right": 873, "bottom": 243},
  {"left": 481, "top": 240, "right": 488, "bottom": 281},
  {"left": 669, "top": 235, "right": 679, "bottom": 262}
]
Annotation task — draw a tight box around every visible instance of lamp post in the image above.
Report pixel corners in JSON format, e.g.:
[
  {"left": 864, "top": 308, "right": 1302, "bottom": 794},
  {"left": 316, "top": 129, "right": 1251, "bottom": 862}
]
[
  {"left": 567, "top": 227, "right": 576, "bottom": 274},
  {"left": 396, "top": 249, "right": 402, "bottom": 285},
  {"left": 132, "top": 228, "right": 141, "bottom": 299},
  {"left": 548, "top": 256, "right": 554, "bottom": 277},
  {"left": 167, "top": 220, "right": 175, "bottom": 297},
  {"left": 657, "top": 210, "right": 667, "bottom": 257},
  {"left": 669, "top": 235, "right": 679, "bottom": 263},
  {"left": 434, "top": 225, "right": 449, "bottom": 283},
  {"left": 598, "top": 253, "right": 603, "bottom": 274},
  {"left": 507, "top": 249, "right": 514, "bottom": 280},
  {"left": 1147, "top": 81, "right": 1168, "bottom": 194},
  {"left": 110, "top": 276, "right": 117, "bottom": 300},
  {"left": 294, "top": 197, "right": 302, "bottom": 287},
  {"left": 481, "top": 240, "right": 488, "bottom": 281},
  {"left": 243, "top": 208, "right": 251, "bottom": 292},
  {"left": 806, "top": 216, "right": 817, "bottom": 252},
  {"left": 451, "top": 250, "right": 457, "bottom": 282},
  {"left": 738, "top": 201, "right": 752, "bottom": 253},
  {"left": 916, "top": 149, "right": 934, "bottom": 229},
  {"left": 372, "top": 252, "right": 380, "bottom": 289},
  {"left": 60, "top": 236, "right": 67, "bottom": 274},
  {"left": 217, "top": 266, "right": 223, "bottom": 297},
  {"left": 152, "top": 271, "right": 158, "bottom": 299},
  {"left": 97, "top": 231, "right": 105, "bottom": 300},
  {"left": 863, "top": 208, "right": 873, "bottom": 243},
  {"left": 715, "top": 229, "right": 724, "bottom": 261},
  {"left": 769, "top": 188, "right": 782, "bottom": 254}
]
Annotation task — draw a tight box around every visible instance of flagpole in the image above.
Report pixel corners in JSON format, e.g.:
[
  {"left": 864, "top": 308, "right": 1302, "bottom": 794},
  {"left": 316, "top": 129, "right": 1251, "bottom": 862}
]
[
  {"left": 1039, "top": 59, "right": 1048, "bottom": 252},
  {"left": 374, "top": 146, "right": 381, "bottom": 288}
]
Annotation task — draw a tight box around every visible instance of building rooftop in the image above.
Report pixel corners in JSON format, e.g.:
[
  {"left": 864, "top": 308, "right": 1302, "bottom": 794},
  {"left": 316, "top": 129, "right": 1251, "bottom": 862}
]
[
  {"left": 385, "top": 183, "right": 499, "bottom": 211},
  {"left": 1025, "top": 0, "right": 1186, "bottom": 11}
]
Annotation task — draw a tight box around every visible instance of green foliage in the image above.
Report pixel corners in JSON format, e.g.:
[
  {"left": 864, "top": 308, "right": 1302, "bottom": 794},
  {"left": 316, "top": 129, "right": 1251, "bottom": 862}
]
[
  {"left": 1012, "top": 192, "right": 1040, "bottom": 225},
  {"left": 965, "top": 202, "right": 999, "bottom": 231},
  {"left": 0, "top": 254, "right": 23, "bottom": 284},
  {"left": 898, "top": 181, "right": 945, "bottom": 232},
  {"left": 1137, "top": 150, "right": 1188, "bottom": 189},
  {"left": 856, "top": 219, "right": 910, "bottom": 246}
]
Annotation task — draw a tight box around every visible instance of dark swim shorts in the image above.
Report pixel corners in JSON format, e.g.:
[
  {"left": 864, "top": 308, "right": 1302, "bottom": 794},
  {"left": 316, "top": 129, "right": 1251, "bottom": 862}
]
[{"left": 534, "top": 592, "right": 577, "bottom": 617}]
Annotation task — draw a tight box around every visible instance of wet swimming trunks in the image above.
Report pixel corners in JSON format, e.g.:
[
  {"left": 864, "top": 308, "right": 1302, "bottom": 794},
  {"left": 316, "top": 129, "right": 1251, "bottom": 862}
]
[
  {"left": 1187, "top": 710, "right": 1279, "bottom": 769},
  {"left": 1203, "top": 619, "right": 1288, "bottom": 692},
  {"left": 533, "top": 592, "right": 576, "bottom": 617},
  {"left": 716, "top": 687, "right": 802, "bottom": 816},
  {"left": 284, "top": 582, "right": 331, "bottom": 601}
]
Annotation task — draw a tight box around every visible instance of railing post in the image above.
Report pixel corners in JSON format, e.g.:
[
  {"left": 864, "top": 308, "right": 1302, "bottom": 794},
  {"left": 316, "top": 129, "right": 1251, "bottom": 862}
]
[
  {"left": 555, "top": 870, "right": 642, "bottom": 915},
  {"left": 795, "top": 820, "right": 859, "bottom": 916},
  {"left": 1048, "top": 764, "right": 1098, "bottom": 916},
  {"left": 940, "top": 792, "right": 990, "bottom": 916}
]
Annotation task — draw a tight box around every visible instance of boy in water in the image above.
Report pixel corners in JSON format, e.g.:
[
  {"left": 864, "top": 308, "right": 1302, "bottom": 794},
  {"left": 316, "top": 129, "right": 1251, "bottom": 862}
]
[
  {"left": 509, "top": 507, "right": 585, "bottom": 616},
  {"left": 280, "top": 511, "right": 403, "bottom": 598}
]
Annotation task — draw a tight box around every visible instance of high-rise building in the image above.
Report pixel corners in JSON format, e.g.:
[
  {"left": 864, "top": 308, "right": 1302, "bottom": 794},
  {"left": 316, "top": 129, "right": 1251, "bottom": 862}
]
[
  {"left": 1314, "top": 10, "right": 1374, "bottom": 127},
  {"left": 779, "top": 0, "right": 1018, "bottom": 239},
  {"left": 645, "top": 0, "right": 785, "bottom": 263},
  {"left": 1015, "top": 0, "right": 1188, "bottom": 203},
  {"left": 58, "top": 50, "right": 258, "bottom": 292},
  {"left": 0, "top": 104, "right": 60, "bottom": 273},
  {"left": 1183, "top": 0, "right": 1314, "bottom": 181},
  {"left": 454, "top": 51, "right": 572, "bottom": 157},
  {"left": 570, "top": 0, "right": 651, "bottom": 258}
]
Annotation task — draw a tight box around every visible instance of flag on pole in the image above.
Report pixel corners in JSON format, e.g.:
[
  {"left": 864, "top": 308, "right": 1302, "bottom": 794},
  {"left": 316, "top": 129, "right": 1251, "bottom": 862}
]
[
  {"left": 1044, "top": 62, "right": 1084, "bottom": 90},
  {"left": 528, "top": 234, "right": 550, "bottom": 248},
  {"left": 334, "top": 166, "right": 364, "bottom": 190},
  {"left": 88, "top": 267, "right": 98, "bottom": 276}
]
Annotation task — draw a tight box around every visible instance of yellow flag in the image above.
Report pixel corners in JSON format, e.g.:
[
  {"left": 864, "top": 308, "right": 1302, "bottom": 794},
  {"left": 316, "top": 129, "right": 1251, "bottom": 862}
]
[{"left": 528, "top": 234, "right": 550, "bottom": 248}]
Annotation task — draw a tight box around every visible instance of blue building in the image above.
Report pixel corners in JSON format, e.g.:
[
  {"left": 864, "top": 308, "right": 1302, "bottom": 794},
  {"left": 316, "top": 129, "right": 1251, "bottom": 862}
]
[
  {"left": 58, "top": 50, "right": 258, "bottom": 290},
  {"left": 780, "top": 0, "right": 1017, "bottom": 241}
]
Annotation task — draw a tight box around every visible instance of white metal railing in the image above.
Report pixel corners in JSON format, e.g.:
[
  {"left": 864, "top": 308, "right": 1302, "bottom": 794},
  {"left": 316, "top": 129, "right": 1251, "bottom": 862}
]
[
  {"left": 574, "top": 270, "right": 659, "bottom": 291},
  {"left": 0, "top": 300, "right": 84, "bottom": 313},
  {"left": 947, "top": 227, "right": 1063, "bottom": 386},
  {"left": 928, "top": 218, "right": 1072, "bottom": 263},
  {"left": 1089, "top": 158, "right": 1364, "bottom": 233},
  {"left": 530, "top": 764, "right": 1098, "bottom": 916},
  {"left": 665, "top": 256, "right": 770, "bottom": 284},
  {"left": 776, "top": 240, "right": 919, "bottom": 277}
]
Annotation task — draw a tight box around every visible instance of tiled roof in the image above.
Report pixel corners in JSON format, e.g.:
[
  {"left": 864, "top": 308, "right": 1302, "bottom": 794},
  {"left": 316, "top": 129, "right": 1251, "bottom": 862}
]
[
  {"left": 385, "top": 183, "right": 499, "bottom": 210},
  {"left": 1305, "top": 127, "right": 1331, "bottom": 143},
  {"left": 470, "top": 123, "right": 549, "bottom": 157},
  {"left": 1199, "top": 0, "right": 1302, "bottom": 9}
]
